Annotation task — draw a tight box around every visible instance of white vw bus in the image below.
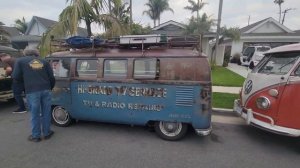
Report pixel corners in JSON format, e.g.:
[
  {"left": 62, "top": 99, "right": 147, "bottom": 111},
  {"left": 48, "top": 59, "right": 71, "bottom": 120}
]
[{"left": 234, "top": 43, "right": 300, "bottom": 137}]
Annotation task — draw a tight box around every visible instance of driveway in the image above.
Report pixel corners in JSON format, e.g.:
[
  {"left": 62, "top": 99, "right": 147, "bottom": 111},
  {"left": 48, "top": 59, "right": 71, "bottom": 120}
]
[{"left": 226, "top": 63, "right": 251, "bottom": 78}]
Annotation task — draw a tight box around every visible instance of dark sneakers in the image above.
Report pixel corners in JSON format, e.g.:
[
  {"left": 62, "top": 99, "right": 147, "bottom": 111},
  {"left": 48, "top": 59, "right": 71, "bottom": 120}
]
[
  {"left": 12, "top": 108, "right": 27, "bottom": 114},
  {"left": 44, "top": 131, "right": 54, "bottom": 140},
  {"left": 28, "top": 135, "right": 41, "bottom": 142},
  {"left": 28, "top": 131, "right": 54, "bottom": 142}
]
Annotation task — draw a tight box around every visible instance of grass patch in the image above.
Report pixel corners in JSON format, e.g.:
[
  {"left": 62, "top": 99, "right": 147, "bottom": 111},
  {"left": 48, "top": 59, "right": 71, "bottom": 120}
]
[
  {"left": 212, "top": 92, "right": 239, "bottom": 109},
  {"left": 212, "top": 66, "right": 245, "bottom": 87}
]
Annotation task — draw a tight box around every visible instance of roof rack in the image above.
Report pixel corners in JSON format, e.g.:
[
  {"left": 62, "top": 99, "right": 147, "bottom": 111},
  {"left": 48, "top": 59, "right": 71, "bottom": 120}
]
[{"left": 49, "top": 34, "right": 201, "bottom": 55}]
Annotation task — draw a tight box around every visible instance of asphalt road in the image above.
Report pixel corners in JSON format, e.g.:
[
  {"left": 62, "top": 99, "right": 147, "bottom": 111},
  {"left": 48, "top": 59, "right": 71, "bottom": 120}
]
[{"left": 1, "top": 101, "right": 300, "bottom": 168}]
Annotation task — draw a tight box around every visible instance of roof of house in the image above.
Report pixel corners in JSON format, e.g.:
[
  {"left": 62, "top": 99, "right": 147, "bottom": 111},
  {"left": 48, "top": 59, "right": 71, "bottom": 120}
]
[
  {"left": 33, "top": 16, "right": 57, "bottom": 30},
  {"left": 25, "top": 16, "right": 88, "bottom": 36},
  {"left": 152, "top": 20, "right": 186, "bottom": 31},
  {"left": 0, "top": 45, "right": 18, "bottom": 52},
  {"left": 11, "top": 35, "right": 41, "bottom": 42},
  {"left": 239, "top": 18, "right": 270, "bottom": 33},
  {"left": 1, "top": 26, "right": 21, "bottom": 37},
  {"left": 151, "top": 20, "right": 216, "bottom": 38},
  {"left": 239, "top": 17, "right": 293, "bottom": 34}
]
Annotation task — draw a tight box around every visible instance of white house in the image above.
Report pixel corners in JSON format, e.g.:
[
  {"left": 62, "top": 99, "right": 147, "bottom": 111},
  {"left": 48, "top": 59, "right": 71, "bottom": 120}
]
[
  {"left": 231, "top": 17, "right": 300, "bottom": 56},
  {"left": 151, "top": 20, "right": 216, "bottom": 56},
  {"left": 215, "top": 17, "right": 300, "bottom": 66},
  {"left": 11, "top": 16, "right": 88, "bottom": 50}
]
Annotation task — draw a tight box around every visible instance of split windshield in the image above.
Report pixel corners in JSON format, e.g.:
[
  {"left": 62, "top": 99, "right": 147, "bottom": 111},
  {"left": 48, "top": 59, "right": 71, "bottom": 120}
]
[{"left": 257, "top": 52, "right": 300, "bottom": 75}]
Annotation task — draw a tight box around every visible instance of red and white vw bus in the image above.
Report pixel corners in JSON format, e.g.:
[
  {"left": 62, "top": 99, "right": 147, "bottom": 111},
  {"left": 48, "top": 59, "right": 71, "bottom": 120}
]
[{"left": 234, "top": 43, "right": 300, "bottom": 137}]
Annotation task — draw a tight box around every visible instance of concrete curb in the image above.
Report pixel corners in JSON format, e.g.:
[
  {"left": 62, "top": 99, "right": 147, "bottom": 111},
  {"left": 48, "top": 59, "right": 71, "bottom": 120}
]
[
  {"left": 212, "top": 108, "right": 237, "bottom": 117},
  {"left": 212, "top": 86, "right": 241, "bottom": 94},
  {"left": 212, "top": 107, "right": 233, "bottom": 113}
]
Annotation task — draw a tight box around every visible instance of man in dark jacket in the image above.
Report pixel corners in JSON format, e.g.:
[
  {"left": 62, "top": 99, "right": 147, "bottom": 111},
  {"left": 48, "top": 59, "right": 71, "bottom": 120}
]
[{"left": 12, "top": 48, "right": 55, "bottom": 142}]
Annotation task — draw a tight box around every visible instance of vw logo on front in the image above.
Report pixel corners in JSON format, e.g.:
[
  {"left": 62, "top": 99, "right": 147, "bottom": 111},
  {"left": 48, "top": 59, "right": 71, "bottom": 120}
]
[{"left": 244, "top": 80, "right": 253, "bottom": 95}]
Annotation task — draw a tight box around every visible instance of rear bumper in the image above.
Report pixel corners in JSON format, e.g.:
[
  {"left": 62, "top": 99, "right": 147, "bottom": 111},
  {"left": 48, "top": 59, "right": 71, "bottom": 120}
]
[
  {"left": 234, "top": 99, "right": 300, "bottom": 137},
  {"left": 195, "top": 126, "right": 212, "bottom": 136}
]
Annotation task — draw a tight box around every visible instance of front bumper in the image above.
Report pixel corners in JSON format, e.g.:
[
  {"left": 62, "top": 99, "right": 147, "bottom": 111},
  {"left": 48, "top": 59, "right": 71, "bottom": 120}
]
[
  {"left": 0, "top": 91, "right": 13, "bottom": 101},
  {"left": 233, "top": 99, "right": 300, "bottom": 137}
]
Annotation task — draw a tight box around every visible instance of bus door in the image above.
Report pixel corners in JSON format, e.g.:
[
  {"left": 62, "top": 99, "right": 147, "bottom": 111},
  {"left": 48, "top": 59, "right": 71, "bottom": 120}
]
[
  {"left": 49, "top": 58, "right": 72, "bottom": 110},
  {"left": 277, "top": 62, "right": 300, "bottom": 129}
]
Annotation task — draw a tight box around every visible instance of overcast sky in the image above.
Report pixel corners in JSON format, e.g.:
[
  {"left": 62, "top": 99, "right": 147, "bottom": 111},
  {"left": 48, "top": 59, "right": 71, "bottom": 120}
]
[{"left": 0, "top": 0, "right": 300, "bottom": 33}]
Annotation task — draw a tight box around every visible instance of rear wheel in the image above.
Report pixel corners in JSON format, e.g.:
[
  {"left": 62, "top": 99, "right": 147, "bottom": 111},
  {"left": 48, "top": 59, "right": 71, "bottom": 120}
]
[
  {"left": 52, "top": 106, "right": 73, "bottom": 127},
  {"left": 154, "top": 121, "right": 188, "bottom": 141}
]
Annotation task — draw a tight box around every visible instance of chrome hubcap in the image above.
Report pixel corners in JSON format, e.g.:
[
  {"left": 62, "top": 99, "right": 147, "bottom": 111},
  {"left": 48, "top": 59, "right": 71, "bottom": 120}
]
[
  {"left": 52, "top": 106, "right": 69, "bottom": 125},
  {"left": 159, "top": 122, "right": 182, "bottom": 137}
]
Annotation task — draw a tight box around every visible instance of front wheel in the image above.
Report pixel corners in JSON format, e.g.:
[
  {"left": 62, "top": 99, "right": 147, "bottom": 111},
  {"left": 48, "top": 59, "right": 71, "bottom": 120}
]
[
  {"left": 52, "top": 106, "right": 73, "bottom": 127},
  {"left": 154, "top": 121, "right": 188, "bottom": 141},
  {"left": 249, "top": 62, "right": 255, "bottom": 69}
]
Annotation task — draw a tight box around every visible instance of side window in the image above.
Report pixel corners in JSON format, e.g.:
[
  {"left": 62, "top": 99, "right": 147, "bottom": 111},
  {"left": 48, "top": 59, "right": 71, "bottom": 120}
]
[
  {"left": 294, "top": 65, "right": 300, "bottom": 76},
  {"left": 243, "top": 47, "right": 255, "bottom": 57},
  {"left": 104, "top": 60, "right": 127, "bottom": 78},
  {"left": 134, "top": 58, "right": 159, "bottom": 79},
  {"left": 76, "top": 59, "right": 98, "bottom": 78},
  {"left": 50, "top": 59, "right": 70, "bottom": 78}
]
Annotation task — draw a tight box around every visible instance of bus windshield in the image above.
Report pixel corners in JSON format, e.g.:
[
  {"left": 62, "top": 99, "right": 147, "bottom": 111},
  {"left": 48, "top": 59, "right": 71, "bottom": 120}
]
[{"left": 258, "top": 53, "right": 300, "bottom": 75}]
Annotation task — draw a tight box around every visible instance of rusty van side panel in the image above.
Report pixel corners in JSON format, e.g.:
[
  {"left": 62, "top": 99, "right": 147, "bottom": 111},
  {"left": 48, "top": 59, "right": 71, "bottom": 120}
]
[{"left": 48, "top": 47, "right": 212, "bottom": 138}]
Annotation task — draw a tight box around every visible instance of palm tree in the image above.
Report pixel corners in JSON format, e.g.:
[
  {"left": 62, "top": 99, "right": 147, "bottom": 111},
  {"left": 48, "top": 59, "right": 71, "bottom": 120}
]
[
  {"left": 156, "top": 0, "right": 173, "bottom": 25},
  {"left": 112, "top": 2, "right": 130, "bottom": 25},
  {"left": 143, "top": 0, "right": 159, "bottom": 27},
  {"left": 39, "top": 0, "right": 124, "bottom": 56},
  {"left": 184, "top": 13, "right": 215, "bottom": 35},
  {"left": 143, "top": 0, "right": 173, "bottom": 27},
  {"left": 184, "top": 0, "right": 207, "bottom": 19},
  {"left": 14, "top": 17, "right": 27, "bottom": 34},
  {"left": 274, "top": 0, "right": 285, "bottom": 23},
  {"left": 184, "top": 0, "right": 208, "bottom": 52},
  {"left": 184, "top": 13, "right": 215, "bottom": 52},
  {"left": 103, "top": 1, "right": 131, "bottom": 37}
]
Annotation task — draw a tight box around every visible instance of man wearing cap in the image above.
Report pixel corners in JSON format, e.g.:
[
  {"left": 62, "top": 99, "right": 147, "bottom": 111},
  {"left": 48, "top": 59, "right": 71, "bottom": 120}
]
[{"left": 12, "top": 48, "right": 55, "bottom": 142}]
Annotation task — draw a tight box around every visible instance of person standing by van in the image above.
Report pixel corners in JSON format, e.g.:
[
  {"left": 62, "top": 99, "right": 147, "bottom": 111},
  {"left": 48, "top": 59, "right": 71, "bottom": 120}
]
[
  {"left": 12, "top": 48, "right": 55, "bottom": 142},
  {"left": 0, "top": 53, "right": 27, "bottom": 113}
]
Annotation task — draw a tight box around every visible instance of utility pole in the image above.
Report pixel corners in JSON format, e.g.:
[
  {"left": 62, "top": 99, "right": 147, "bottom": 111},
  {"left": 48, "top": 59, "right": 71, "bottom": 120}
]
[
  {"left": 248, "top": 15, "right": 250, "bottom": 26},
  {"left": 130, "top": 0, "right": 133, "bottom": 32},
  {"left": 281, "top": 8, "right": 295, "bottom": 24},
  {"left": 212, "top": 0, "right": 223, "bottom": 66}
]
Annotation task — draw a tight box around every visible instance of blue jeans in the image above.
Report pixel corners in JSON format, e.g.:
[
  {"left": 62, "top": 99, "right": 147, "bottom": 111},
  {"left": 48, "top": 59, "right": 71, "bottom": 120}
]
[
  {"left": 26, "top": 90, "right": 52, "bottom": 138},
  {"left": 12, "top": 82, "right": 26, "bottom": 111}
]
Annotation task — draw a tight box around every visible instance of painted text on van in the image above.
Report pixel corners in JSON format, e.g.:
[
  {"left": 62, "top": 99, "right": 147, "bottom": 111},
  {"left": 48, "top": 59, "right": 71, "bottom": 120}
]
[{"left": 77, "top": 85, "right": 167, "bottom": 98}]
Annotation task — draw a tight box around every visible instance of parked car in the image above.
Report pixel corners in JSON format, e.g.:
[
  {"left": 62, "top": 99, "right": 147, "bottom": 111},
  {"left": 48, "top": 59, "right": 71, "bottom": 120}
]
[
  {"left": 234, "top": 43, "right": 300, "bottom": 137},
  {"left": 0, "top": 45, "right": 21, "bottom": 101},
  {"left": 240, "top": 46, "right": 271, "bottom": 69}
]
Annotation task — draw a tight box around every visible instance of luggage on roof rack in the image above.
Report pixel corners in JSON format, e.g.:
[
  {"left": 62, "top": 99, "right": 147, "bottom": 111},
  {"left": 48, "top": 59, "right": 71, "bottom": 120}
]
[{"left": 66, "top": 36, "right": 105, "bottom": 49}]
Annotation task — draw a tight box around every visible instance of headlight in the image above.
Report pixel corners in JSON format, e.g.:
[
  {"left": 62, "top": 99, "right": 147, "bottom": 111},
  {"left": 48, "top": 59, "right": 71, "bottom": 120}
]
[{"left": 256, "top": 97, "right": 270, "bottom": 109}]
